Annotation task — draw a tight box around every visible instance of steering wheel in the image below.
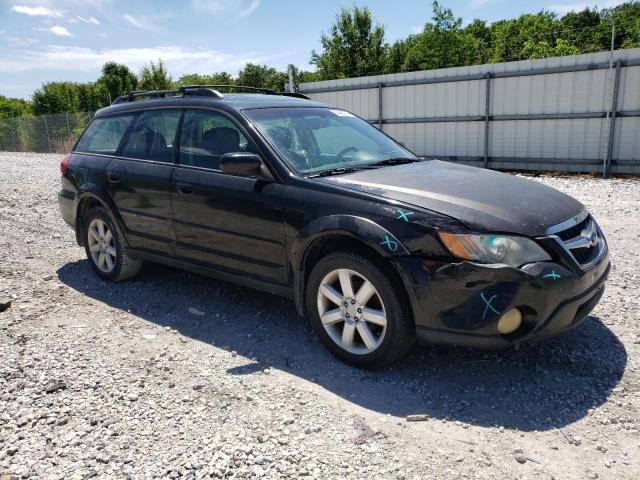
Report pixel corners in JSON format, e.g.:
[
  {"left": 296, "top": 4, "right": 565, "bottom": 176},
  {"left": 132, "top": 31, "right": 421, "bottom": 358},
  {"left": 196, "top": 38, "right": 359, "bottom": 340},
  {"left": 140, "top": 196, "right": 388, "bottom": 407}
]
[{"left": 336, "top": 146, "right": 359, "bottom": 162}]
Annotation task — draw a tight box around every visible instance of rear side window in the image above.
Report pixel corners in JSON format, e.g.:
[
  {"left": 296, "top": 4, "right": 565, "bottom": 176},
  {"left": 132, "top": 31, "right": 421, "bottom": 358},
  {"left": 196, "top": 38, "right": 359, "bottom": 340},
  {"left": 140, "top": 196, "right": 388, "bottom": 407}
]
[
  {"left": 75, "top": 115, "right": 134, "bottom": 154},
  {"left": 121, "top": 110, "right": 181, "bottom": 163}
]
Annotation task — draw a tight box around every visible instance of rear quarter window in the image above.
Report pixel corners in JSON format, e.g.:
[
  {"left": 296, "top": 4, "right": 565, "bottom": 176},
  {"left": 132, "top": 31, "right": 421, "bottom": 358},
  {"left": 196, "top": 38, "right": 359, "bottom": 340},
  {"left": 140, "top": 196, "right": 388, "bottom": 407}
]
[{"left": 75, "top": 115, "right": 134, "bottom": 154}]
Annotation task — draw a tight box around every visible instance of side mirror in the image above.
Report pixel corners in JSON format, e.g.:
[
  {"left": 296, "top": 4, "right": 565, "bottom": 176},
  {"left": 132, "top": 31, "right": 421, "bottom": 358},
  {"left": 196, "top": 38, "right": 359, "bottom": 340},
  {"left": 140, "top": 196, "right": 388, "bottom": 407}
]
[{"left": 220, "top": 152, "right": 272, "bottom": 180}]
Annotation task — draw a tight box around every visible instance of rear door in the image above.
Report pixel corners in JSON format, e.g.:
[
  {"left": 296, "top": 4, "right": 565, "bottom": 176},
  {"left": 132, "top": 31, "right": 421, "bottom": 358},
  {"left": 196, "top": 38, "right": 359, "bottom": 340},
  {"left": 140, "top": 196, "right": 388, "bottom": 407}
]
[
  {"left": 171, "top": 109, "right": 288, "bottom": 284},
  {"left": 106, "top": 109, "right": 182, "bottom": 254}
]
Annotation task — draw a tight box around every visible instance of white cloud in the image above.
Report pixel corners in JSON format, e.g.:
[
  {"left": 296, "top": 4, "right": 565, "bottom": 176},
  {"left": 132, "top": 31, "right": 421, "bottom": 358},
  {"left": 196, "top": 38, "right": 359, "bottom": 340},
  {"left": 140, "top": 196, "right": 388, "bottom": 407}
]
[
  {"left": 550, "top": 0, "right": 626, "bottom": 14},
  {"left": 239, "top": 0, "right": 260, "bottom": 18},
  {"left": 10, "top": 5, "right": 63, "bottom": 17},
  {"left": 50, "top": 25, "right": 73, "bottom": 36},
  {"left": 6, "top": 36, "right": 40, "bottom": 46},
  {"left": 0, "top": 45, "right": 291, "bottom": 75},
  {"left": 75, "top": 15, "right": 100, "bottom": 24},
  {"left": 123, "top": 13, "right": 157, "bottom": 32},
  {"left": 193, "top": 0, "right": 261, "bottom": 18}
]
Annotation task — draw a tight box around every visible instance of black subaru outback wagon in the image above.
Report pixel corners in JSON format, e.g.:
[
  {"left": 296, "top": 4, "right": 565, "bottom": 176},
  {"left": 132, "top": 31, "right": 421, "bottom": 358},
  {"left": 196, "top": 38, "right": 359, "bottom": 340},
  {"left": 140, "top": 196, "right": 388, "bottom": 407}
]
[{"left": 58, "top": 85, "right": 610, "bottom": 368}]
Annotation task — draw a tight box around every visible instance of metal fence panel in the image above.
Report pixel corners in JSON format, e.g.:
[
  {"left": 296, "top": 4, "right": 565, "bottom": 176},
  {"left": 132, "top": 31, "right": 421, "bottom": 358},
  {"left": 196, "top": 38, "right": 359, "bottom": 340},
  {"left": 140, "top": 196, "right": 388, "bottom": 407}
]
[
  {"left": 0, "top": 111, "right": 92, "bottom": 154},
  {"left": 300, "top": 48, "right": 640, "bottom": 175}
]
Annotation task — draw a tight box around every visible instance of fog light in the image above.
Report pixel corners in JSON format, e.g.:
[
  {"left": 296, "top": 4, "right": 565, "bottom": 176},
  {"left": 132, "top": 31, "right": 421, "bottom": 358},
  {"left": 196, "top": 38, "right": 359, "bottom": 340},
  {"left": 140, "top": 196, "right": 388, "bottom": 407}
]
[{"left": 497, "top": 308, "right": 522, "bottom": 334}]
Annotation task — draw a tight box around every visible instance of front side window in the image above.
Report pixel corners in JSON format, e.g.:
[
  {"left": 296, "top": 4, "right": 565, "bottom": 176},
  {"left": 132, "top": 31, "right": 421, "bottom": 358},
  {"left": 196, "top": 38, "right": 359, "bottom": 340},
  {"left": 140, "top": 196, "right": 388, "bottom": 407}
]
[
  {"left": 244, "top": 107, "right": 416, "bottom": 174},
  {"left": 121, "top": 110, "right": 181, "bottom": 162},
  {"left": 179, "top": 110, "right": 253, "bottom": 170},
  {"left": 75, "top": 115, "right": 134, "bottom": 154}
]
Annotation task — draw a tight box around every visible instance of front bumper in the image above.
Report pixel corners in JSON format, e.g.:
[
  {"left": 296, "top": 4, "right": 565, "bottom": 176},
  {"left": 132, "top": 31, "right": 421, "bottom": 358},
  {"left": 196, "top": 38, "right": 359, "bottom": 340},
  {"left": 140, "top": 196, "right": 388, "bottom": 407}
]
[{"left": 391, "top": 250, "right": 610, "bottom": 349}]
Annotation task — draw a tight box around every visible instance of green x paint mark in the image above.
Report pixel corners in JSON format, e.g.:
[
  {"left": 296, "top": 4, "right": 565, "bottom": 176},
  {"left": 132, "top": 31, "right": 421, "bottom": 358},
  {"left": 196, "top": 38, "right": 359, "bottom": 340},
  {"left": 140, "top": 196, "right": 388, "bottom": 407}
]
[
  {"left": 480, "top": 292, "right": 500, "bottom": 321},
  {"left": 380, "top": 235, "right": 399, "bottom": 252},
  {"left": 395, "top": 209, "right": 415, "bottom": 222},
  {"left": 543, "top": 270, "right": 562, "bottom": 280}
]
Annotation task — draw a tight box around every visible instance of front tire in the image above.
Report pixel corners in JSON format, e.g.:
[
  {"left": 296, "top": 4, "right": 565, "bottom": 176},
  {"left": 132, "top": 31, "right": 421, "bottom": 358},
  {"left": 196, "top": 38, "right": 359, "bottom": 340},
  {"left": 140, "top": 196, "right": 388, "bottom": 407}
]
[
  {"left": 83, "top": 207, "right": 142, "bottom": 282},
  {"left": 306, "top": 252, "right": 415, "bottom": 368}
]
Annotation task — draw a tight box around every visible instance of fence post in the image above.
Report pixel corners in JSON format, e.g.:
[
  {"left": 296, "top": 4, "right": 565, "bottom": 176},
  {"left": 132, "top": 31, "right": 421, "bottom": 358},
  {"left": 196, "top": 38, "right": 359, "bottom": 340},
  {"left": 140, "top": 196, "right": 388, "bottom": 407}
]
[
  {"left": 23, "top": 116, "right": 32, "bottom": 152},
  {"left": 43, "top": 115, "right": 52, "bottom": 153},
  {"left": 603, "top": 60, "right": 621, "bottom": 179},
  {"left": 483, "top": 72, "right": 492, "bottom": 169},
  {"left": 65, "top": 112, "right": 72, "bottom": 153},
  {"left": 377, "top": 83, "right": 383, "bottom": 129}
]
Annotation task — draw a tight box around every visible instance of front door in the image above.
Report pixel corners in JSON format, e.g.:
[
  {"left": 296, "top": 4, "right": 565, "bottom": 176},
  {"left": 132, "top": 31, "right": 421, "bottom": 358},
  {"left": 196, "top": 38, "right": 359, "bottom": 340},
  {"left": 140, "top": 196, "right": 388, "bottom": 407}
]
[
  {"left": 171, "top": 109, "right": 288, "bottom": 284},
  {"left": 107, "top": 109, "right": 181, "bottom": 254}
]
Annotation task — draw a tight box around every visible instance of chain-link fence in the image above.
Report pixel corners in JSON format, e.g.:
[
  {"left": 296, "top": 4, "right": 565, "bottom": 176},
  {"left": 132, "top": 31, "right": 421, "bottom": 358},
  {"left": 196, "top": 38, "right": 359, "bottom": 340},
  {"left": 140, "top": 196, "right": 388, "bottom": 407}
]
[{"left": 0, "top": 112, "right": 94, "bottom": 154}]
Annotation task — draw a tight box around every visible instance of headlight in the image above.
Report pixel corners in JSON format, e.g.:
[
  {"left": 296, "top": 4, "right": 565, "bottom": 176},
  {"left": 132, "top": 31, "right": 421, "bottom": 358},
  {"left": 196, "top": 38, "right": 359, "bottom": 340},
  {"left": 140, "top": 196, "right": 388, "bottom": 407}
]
[{"left": 438, "top": 232, "right": 551, "bottom": 267}]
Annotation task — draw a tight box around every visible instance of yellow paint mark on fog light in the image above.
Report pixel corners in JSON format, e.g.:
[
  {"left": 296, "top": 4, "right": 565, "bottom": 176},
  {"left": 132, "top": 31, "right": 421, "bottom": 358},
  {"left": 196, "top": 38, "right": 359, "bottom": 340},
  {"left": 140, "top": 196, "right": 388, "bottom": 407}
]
[{"left": 497, "top": 308, "right": 522, "bottom": 335}]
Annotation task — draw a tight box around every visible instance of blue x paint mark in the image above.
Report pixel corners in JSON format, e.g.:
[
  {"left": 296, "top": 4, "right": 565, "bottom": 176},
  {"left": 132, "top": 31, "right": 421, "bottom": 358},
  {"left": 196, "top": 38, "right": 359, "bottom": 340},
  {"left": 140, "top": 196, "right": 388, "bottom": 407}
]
[
  {"left": 480, "top": 292, "right": 500, "bottom": 321},
  {"left": 543, "top": 270, "right": 562, "bottom": 280},
  {"left": 395, "top": 209, "right": 415, "bottom": 222},
  {"left": 380, "top": 235, "right": 399, "bottom": 252}
]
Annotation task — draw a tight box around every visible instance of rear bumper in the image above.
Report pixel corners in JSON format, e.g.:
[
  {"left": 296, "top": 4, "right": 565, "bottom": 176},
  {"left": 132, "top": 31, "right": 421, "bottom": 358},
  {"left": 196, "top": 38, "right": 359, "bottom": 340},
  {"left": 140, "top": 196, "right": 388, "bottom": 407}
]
[
  {"left": 391, "top": 251, "right": 610, "bottom": 349},
  {"left": 58, "top": 189, "right": 76, "bottom": 229}
]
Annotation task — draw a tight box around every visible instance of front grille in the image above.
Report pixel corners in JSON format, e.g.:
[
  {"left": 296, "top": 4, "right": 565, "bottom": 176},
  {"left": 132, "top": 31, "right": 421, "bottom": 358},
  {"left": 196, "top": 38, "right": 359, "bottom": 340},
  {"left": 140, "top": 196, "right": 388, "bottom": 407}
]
[
  {"left": 555, "top": 216, "right": 590, "bottom": 241},
  {"left": 549, "top": 213, "right": 605, "bottom": 269}
]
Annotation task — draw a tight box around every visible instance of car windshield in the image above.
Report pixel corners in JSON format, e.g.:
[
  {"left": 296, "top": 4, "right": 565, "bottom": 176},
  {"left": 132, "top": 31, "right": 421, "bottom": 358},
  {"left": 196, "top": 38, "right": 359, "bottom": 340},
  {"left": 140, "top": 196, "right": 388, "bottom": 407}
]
[{"left": 243, "top": 107, "right": 417, "bottom": 175}]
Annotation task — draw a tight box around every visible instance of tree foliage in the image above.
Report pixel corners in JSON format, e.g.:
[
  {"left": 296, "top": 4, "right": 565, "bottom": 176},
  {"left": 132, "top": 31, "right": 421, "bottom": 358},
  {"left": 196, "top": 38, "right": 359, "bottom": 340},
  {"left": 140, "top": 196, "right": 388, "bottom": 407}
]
[
  {"left": 176, "top": 72, "right": 235, "bottom": 86},
  {"left": 98, "top": 62, "right": 138, "bottom": 102},
  {"left": 237, "top": 64, "right": 288, "bottom": 91},
  {"left": 311, "top": 6, "right": 387, "bottom": 79},
  {"left": 139, "top": 59, "right": 173, "bottom": 90},
  {"left": 0, "top": 96, "right": 31, "bottom": 118}
]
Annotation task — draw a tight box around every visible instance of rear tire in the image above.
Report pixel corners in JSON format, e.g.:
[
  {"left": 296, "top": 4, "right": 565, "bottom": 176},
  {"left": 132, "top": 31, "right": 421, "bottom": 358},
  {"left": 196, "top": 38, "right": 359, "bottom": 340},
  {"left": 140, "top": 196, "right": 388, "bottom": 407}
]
[
  {"left": 83, "top": 207, "right": 142, "bottom": 282},
  {"left": 306, "top": 251, "right": 415, "bottom": 369}
]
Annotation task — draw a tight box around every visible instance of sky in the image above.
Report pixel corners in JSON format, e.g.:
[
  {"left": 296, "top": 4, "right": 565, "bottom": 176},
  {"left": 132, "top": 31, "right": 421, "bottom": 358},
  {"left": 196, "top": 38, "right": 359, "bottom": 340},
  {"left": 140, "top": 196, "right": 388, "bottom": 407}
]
[{"left": 0, "top": 0, "right": 628, "bottom": 99}]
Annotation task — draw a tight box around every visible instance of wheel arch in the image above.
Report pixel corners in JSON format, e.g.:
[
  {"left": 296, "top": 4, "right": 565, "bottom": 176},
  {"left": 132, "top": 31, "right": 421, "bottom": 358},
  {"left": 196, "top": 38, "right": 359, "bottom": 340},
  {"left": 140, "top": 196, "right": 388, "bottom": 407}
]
[
  {"left": 291, "top": 215, "right": 410, "bottom": 316},
  {"left": 75, "top": 185, "right": 128, "bottom": 248}
]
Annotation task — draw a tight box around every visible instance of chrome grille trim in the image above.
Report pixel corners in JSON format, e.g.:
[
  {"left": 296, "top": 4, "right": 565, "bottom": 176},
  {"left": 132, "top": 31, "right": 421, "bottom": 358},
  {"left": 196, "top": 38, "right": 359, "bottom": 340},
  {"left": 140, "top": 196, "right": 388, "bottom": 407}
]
[
  {"left": 545, "top": 209, "right": 589, "bottom": 235},
  {"left": 545, "top": 211, "right": 607, "bottom": 271}
]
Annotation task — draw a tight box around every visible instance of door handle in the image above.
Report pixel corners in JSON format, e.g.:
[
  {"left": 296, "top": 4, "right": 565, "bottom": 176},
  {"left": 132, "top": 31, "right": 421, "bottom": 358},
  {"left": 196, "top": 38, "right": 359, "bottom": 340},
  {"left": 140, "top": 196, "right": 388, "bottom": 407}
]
[
  {"left": 107, "top": 171, "right": 120, "bottom": 183},
  {"left": 177, "top": 182, "right": 194, "bottom": 195}
]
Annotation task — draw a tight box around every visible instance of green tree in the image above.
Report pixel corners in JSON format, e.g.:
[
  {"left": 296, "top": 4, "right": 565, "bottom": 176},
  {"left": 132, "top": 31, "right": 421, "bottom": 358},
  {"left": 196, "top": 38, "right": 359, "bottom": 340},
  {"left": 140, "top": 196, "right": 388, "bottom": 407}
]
[
  {"left": 522, "top": 38, "right": 580, "bottom": 59},
  {"left": 403, "top": 1, "right": 478, "bottom": 71},
  {"left": 32, "top": 82, "right": 81, "bottom": 114},
  {"left": 176, "top": 72, "right": 235, "bottom": 86},
  {"left": 97, "top": 62, "right": 138, "bottom": 102},
  {"left": 311, "top": 6, "right": 387, "bottom": 79},
  {"left": 0, "top": 96, "right": 32, "bottom": 118},
  {"left": 385, "top": 38, "right": 412, "bottom": 73},
  {"left": 489, "top": 11, "right": 558, "bottom": 62},
  {"left": 77, "top": 83, "right": 110, "bottom": 111},
  {"left": 237, "top": 63, "right": 288, "bottom": 91},
  {"left": 609, "top": 2, "right": 640, "bottom": 48},
  {"left": 139, "top": 59, "right": 173, "bottom": 90}
]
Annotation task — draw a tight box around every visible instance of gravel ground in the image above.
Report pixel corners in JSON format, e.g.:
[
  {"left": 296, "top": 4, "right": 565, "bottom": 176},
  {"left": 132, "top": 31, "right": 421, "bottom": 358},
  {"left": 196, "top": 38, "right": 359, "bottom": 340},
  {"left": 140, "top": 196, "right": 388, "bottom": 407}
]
[{"left": 0, "top": 152, "right": 639, "bottom": 480}]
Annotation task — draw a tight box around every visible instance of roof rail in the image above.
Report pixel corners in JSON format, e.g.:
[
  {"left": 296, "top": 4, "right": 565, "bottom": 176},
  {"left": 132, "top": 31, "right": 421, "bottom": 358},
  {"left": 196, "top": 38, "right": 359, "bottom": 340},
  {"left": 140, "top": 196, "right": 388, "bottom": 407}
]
[
  {"left": 112, "top": 84, "right": 311, "bottom": 105},
  {"left": 181, "top": 84, "right": 277, "bottom": 94},
  {"left": 280, "top": 92, "right": 311, "bottom": 100},
  {"left": 112, "top": 89, "right": 179, "bottom": 104},
  {"left": 178, "top": 84, "right": 310, "bottom": 99}
]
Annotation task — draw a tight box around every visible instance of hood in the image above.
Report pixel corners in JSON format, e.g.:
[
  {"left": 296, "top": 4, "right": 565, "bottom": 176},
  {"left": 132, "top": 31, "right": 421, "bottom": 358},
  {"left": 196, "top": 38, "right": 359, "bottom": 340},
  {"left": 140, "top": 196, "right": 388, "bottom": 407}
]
[{"left": 319, "top": 160, "right": 584, "bottom": 236}]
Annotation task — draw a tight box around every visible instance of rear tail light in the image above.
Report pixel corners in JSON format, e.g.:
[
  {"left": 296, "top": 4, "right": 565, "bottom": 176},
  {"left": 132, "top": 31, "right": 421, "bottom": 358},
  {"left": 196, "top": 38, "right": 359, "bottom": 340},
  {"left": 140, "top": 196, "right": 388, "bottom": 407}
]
[{"left": 60, "top": 153, "right": 71, "bottom": 175}]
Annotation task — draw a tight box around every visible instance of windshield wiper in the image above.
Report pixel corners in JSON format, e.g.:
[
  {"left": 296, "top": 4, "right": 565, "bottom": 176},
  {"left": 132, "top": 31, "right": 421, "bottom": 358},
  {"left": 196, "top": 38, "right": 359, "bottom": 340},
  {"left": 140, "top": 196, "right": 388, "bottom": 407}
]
[
  {"left": 365, "top": 157, "right": 422, "bottom": 167},
  {"left": 307, "top": 167, "right": 363, "bottom": 178}
]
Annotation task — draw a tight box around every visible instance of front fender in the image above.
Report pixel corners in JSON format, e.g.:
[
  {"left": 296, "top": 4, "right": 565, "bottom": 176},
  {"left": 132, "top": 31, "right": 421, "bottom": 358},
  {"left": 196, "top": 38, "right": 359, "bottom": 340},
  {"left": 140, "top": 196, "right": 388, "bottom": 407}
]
[{"left": 290, "top": 215, "right": 408, "bottom": 315}]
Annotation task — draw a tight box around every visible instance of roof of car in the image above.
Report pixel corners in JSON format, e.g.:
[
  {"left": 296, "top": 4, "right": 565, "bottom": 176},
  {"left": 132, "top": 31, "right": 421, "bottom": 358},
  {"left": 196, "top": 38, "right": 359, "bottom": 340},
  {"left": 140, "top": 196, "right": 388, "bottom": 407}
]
[{"left": 94, "top": 92, "right": 327, "bottom": 118}]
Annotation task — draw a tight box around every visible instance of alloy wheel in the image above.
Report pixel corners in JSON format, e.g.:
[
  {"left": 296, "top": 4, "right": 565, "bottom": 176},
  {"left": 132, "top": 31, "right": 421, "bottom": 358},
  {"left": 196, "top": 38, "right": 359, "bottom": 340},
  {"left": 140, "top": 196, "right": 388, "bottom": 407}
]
[
  {"left": 316, "top": 268, "right": 387, "bottom": 355},
  {"left": 87, "top": 218, "right": 117, "bottom": 273}
]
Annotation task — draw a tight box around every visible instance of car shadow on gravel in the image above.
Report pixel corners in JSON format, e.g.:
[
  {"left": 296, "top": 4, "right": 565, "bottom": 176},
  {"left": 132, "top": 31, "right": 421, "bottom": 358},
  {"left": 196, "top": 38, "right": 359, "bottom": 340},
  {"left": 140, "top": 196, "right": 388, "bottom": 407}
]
[{"left": 58, "top": 260, "right": 627, "bottom": 432}]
